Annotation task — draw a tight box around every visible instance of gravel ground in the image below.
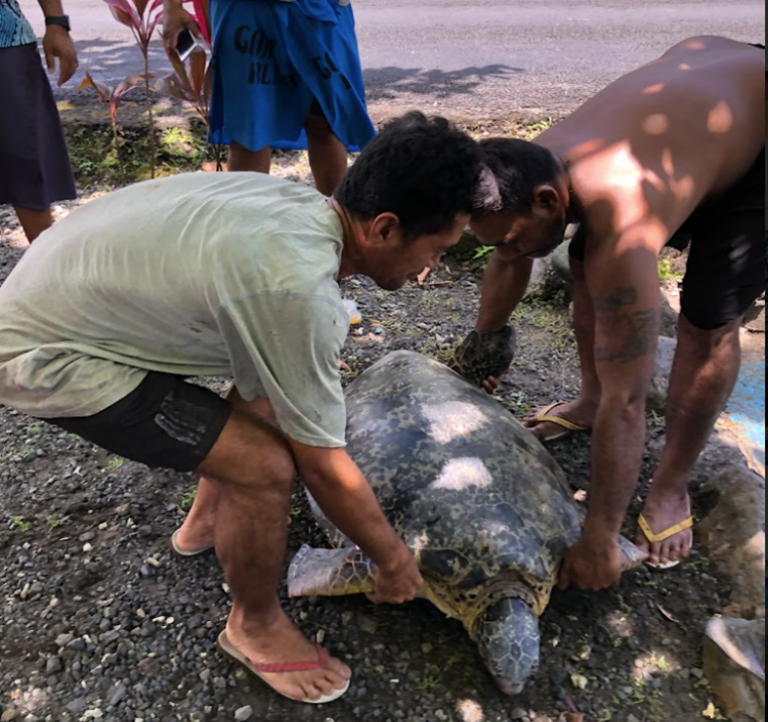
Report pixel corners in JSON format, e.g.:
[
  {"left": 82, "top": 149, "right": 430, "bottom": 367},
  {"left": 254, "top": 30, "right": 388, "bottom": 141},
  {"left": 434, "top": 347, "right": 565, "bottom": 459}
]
[{"left": 0, "top": 156, "right": 750, "bottom": 722}]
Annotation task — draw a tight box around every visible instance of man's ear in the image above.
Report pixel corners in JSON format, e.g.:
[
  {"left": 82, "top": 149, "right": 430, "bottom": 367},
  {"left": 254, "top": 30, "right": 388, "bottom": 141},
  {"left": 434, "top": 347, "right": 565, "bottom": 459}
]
[
  {"left": 368, "top": 212, "right": 401, "bottom": 245},
  {"left": 533, "top": 184, "right": 561, "bottom": 213}
]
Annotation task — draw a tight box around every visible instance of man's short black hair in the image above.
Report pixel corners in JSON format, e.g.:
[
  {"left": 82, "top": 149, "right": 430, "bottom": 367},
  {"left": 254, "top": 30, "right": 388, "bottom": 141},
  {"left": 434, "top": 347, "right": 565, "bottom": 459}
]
[
  {"left": 336, "top": 112, "right": 490, "bottom": 240},
  {"left": 477, "top": 138, "right": 562, "bottom": 216}
]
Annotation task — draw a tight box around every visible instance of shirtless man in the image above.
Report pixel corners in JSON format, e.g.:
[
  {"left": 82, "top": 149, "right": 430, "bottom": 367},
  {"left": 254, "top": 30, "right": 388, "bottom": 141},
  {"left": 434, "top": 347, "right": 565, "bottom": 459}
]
[{"left": 454, "top": 37, "right": 765, "bottom": 591}]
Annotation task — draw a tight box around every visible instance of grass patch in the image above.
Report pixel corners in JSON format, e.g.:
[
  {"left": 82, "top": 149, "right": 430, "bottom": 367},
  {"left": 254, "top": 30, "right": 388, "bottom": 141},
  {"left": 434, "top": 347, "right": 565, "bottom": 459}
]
[
  {"left": 658, "top": 258, "right": 683, "bottom": 283},
  {"left": 66, "top": 121, "right": 215, "bottom": 187}
]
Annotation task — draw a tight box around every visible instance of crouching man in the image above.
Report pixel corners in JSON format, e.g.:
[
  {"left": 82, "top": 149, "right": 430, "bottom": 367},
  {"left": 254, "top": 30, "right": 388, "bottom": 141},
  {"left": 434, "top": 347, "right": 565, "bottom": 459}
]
[{"left": 0, "top": 113, "right": 491, "bottom": 704}]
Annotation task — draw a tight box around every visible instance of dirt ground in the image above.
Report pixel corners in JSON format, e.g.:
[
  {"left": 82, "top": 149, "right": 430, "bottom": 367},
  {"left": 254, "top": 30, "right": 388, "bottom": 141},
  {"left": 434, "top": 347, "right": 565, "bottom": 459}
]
[{"left": 2, "top": 167, "right": 762, "bottom": 722}]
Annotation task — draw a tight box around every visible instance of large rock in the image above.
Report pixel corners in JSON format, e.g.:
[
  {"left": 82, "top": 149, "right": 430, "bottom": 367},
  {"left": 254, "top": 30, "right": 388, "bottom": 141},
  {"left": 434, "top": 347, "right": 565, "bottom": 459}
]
[
  {"left": 524, "top": 256, "right": 567, "bottom": 300},
  {"left": 525, "top": 226, "right": 579, "bottom": 299},
  {"left": 659, "top": 295, "right": 679, "bottom": 338},
  {"left": 698, "top": 467, "right": 766, "bottom": 619},
  {"left": 550, "top": 240, "right": 573, "bottom": 285},
  {"left": 646, "top": 336, "right": 677, "bottom": 415},
  {"left": 704, "top": 617, "right": 765, "bottom": 722}
]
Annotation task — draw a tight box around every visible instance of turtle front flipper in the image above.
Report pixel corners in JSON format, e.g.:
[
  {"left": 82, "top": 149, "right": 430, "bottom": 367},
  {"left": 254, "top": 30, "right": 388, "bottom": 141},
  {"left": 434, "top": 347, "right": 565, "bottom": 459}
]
[
  {"left": 449, "top": 325, "right": 517, "bottom": 387},
  {"left": 473, "top": 598, "right": 540, "bottom": 696},
  {"left": 287, "top": 545, "right": 376, "bottom": 598}
]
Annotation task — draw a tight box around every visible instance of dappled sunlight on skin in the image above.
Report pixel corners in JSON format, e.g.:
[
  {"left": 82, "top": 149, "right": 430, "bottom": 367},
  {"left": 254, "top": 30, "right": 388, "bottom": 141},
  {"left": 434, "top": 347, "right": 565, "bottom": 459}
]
[
  {"left": 642, "top": 114, "right": 670, "bottom": 136},
  {"left": 423, "top": 401, "right": 491, "bottom": 444},
  {"left": 568, "top": 137, "right": 610, "bottom": 162},
  {"left": 430, "top": 457, "right": 493, "bottom": 492},
  {"left": 708, "top": 101, "right": 735, "bottom": 134},
  {"left": 528, "top": 36, "right": 764, "bottom": 262},
  {"left": 643, "top": 83, "right": 666, "bottom": 95}
]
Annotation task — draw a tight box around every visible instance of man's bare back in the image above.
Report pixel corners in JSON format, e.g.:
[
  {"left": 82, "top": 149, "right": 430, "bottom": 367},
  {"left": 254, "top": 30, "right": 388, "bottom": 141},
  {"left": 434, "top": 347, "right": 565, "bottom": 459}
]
[
  {"left": 537, "top": 37, "right": 765, "bottom": 241},
  {"left": 463, "top": 36, "right": 765, "bottom": 590}
]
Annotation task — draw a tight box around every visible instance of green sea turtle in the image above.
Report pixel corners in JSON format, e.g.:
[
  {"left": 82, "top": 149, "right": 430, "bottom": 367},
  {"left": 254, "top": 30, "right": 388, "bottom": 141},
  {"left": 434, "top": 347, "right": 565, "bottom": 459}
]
[{"left": 288, "top": 351, "right": 645, "bottom": 695}]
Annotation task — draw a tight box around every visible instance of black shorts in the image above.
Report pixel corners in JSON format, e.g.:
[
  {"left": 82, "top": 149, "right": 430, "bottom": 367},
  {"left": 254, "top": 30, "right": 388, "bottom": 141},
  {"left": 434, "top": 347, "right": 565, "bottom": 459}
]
[
  {"left": 44, "top": 374, "right": 233, "bottom": 472},
  {"left": 570, "top": 147, "right": 766, "bottom": 330}
]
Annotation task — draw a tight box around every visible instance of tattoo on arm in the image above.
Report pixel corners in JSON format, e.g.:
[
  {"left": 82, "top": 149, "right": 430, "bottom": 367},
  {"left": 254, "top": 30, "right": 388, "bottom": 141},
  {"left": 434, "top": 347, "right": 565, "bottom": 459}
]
[{"left": 593, "top": 286, "right": 661, "bottom": 364}]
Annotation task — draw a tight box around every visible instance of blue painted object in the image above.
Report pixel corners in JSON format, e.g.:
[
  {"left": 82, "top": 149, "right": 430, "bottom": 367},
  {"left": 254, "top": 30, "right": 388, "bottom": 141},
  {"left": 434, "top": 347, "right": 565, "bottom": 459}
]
[{"left": 725, "top": 362, "right": 766, "bottom": 474}]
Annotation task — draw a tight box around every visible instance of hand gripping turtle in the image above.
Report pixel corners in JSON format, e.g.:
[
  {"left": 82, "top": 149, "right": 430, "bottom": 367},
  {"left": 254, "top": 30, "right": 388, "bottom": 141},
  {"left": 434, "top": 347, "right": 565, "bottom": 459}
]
[{"left": 288, "top": 351, "right": 645, "bottom": 695}]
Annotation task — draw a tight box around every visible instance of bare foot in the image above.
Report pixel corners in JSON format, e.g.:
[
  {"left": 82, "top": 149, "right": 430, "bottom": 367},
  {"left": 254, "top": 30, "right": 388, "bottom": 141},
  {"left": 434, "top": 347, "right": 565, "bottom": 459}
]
[
  {"left": 225, "top": 612, "right": 352, "bottom": 702},
  {"left": 522, "top": 398, "right": 597, "bottom": 441},
  {"left": 636, "top": 487, "right": 693, "bottom": 567},
  {"left": 172, "top": 521, "right": 214, "bottom": 555}
]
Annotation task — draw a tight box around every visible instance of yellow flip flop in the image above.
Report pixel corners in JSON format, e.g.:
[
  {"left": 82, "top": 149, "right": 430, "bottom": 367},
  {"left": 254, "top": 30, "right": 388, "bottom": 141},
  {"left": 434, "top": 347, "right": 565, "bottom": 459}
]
[
  {"left": 532, "top": 401, "right": 590, "bottom": 442},
  {"left": 638, "top": 513, "right": 694, "bottom": 570}
]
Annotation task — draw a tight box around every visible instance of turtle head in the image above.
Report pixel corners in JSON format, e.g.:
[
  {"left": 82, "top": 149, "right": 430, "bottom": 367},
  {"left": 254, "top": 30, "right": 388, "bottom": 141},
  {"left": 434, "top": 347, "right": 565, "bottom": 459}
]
[{"left": 473, "top": 598, "right": 540, "bottom": 696}]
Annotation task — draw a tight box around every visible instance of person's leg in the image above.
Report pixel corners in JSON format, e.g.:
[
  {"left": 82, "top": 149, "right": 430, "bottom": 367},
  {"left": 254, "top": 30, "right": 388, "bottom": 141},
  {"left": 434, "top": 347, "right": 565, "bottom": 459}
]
[
  {"left": 305, "top": 101, "right": 348, "bottom": 196},
  {"left": 524, "top": 256, "right": 601, "bottom": 438},
  {"left": 638, "top": 204, "right": 764, "bottom": 565},
  {"left": 197, "top": 409, "right": 351, "bottom": 702},
  {"left": 638, "top": 314, "right": 742, "bottom": 564},
  {"left": 174, "top": 388, "right": 277, "bottom": 553},
  {"left": 227, "top": 142, "right": 272, "bottom": 174},
  {"left": 47, "top": 374, "right": 349, "bottom": 701},
  {"left": 13, "top": 206, "right": 54, "bottom": 243}
]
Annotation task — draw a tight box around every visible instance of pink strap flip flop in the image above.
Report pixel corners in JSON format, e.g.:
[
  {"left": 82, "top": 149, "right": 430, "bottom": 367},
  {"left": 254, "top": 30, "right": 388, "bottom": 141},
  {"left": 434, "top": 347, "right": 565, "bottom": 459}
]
[{"left": 217, "top": 631, "right": 351, "bottom": 705}]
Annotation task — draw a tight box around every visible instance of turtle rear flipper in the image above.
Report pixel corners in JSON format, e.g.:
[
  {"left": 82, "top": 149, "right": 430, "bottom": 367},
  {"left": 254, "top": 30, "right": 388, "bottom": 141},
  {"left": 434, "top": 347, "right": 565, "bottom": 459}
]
[
  {"left": 618, "top": 535, "right": 647, "bottom": 571},
  {"left": 287, "top": 545, "right": 376, "bottom": 598}
]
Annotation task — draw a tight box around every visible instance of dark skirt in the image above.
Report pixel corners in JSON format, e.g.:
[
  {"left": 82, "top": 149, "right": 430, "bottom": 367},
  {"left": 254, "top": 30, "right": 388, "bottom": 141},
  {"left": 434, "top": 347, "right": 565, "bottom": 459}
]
[{"left": 1, "top": 43, "right": 76, "bottom": 210}]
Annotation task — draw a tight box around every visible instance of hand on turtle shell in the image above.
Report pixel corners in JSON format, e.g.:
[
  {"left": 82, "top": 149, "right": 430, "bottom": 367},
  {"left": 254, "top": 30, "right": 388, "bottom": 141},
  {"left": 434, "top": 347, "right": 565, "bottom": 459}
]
[
  {"left": 368, "top": 551, "right": 424, "bottom": 605},
  {"left": 449, "top": 326, "right": 517, "bottom": 390},
  {"left": 558, "top": 536, "right": 624, "bottom": 591}
]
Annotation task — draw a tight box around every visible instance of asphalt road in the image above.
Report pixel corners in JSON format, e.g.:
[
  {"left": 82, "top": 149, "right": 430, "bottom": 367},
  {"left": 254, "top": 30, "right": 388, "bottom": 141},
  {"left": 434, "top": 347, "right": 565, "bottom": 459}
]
[{"left": 20, "top": 0, "right": 766, "bottom": 119}]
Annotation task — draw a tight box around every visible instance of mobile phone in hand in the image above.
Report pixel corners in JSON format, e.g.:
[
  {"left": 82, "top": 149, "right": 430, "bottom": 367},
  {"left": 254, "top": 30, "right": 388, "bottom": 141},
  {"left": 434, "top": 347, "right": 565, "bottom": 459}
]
[{"left": 176, "top": 28, "right": 197, "bottom": 62}]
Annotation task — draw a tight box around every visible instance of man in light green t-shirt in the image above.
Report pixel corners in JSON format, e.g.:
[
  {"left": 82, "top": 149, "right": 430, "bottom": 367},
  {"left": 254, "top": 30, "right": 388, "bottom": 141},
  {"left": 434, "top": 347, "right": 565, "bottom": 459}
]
[{"left": 0, "top": 113, "right": 494, "bottom": 705}]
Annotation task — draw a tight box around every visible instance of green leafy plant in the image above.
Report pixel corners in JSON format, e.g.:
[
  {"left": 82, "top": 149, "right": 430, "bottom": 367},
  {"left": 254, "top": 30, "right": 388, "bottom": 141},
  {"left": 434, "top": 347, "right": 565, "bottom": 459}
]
[
  {"left": 108, "top": 456, "right": 126, "bottom": 470},
  {"left": 80, "top": 1, "right": 163, "bottom": 177},
  {"left": 157, "top": 3, "right": 223, "bottom": 169},
  {"left": 11, "top": 516, "right": 31, "bottom": 532},
  {"left": 180, "top": 485, "right": 198, "bottom": 509}
]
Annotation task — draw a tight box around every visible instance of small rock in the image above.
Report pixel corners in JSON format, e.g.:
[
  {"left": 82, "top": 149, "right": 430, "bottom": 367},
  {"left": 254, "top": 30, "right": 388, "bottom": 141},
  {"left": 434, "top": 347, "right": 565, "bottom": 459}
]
[
  {"left": 512, "top": 709, "right": 528, "bottom": 721},
  {"left": 56, "top": 633, "right": 74, "bottom": 648},
  {"left": 1, "top": 711, "right": 18, "bottom": 722},
  {"left": 46, "top": 656, "right": 63, "bottom": 674},
  {"left": 234, "top": 706, "right": 253, "bottom": 721},
  {"left": 109, "top": 684, "right": 127, "bottom": 706},
  {"left": 65, "top": 699, "right": 87, "bottom": 714}
]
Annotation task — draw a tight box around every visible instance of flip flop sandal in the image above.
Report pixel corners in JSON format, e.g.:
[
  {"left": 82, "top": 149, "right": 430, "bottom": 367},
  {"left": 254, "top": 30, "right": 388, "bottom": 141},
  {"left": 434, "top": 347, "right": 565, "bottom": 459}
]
[
  {"left": 638, "top": 513, "right": 694, "bottom": 570},
  {"left": 217, "top": 630, "right": 351, "bottom": 705},
  {"left": 532, "top": 401, "right": 590, "bottom": 442},
  {"left": 170, "top": 529, "right": 213, "bottom": 557}
]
